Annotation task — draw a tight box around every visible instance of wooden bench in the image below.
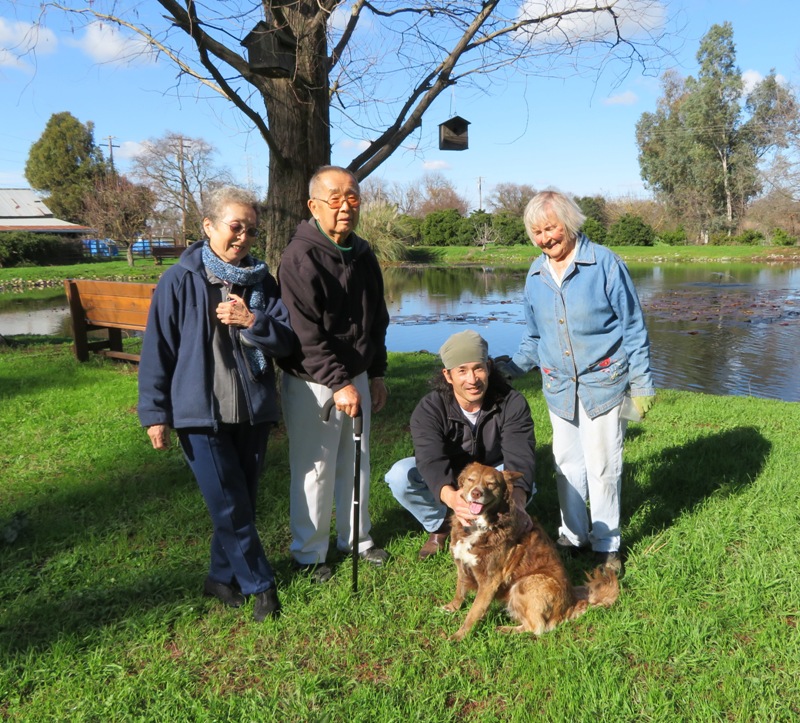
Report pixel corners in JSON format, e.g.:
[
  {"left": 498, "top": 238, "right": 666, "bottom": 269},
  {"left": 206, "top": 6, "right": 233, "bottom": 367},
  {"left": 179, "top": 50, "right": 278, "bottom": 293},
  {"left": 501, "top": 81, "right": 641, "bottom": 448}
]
[
  {"left": 64, "top": 279, "right": 156, "bottom": 363},
  {"left": 152, "top": 246, "right": 184, "bottom": 264}
]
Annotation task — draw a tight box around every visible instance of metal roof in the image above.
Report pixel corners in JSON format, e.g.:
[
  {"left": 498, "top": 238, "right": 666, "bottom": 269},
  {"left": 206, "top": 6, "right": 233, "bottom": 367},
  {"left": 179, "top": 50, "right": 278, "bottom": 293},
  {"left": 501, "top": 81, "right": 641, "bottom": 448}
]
[{"left": 0, "top": 189, "right": 52, "bottom": 219}]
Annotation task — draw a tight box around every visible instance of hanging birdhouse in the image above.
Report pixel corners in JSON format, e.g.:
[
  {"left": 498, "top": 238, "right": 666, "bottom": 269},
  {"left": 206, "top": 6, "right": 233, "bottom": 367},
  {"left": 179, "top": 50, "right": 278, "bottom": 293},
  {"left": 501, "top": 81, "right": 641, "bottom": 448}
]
[
  {"left": 242, "top": 21, "right": 296, "bottom": 79},
  {"left": 438, "top": 115, "right": 470, "bottom": 151}
]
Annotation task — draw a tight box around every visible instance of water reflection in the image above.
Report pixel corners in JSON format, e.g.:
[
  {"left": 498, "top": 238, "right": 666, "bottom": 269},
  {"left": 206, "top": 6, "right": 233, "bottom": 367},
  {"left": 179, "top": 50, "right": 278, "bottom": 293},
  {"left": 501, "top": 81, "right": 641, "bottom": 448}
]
[
  {"left": 384, "top": 265, "right": 800, "bottom": 403},
  {"left": 3, "top": 264, "right": 799, "bottom": 402}
]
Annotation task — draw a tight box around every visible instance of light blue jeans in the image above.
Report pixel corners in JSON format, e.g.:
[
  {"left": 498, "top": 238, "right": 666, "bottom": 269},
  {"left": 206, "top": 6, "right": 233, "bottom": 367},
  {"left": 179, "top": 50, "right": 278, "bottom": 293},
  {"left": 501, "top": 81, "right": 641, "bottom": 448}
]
[
  {"left": 385, "top": 458, "right": 449, "bottom": 533},
  {"left": 549, "top": 398, "right": 626, "bottom": 553}
]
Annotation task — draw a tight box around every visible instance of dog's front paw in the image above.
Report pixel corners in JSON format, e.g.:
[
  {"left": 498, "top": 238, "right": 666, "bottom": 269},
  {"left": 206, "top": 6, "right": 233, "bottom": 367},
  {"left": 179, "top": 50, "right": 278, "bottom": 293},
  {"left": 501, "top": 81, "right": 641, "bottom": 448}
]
[
  {"left": 441, "top": 600, "right": 462, "bottom": 613},
  {"left": 449, "top": 627, "right": 468, "bottom": 642}
]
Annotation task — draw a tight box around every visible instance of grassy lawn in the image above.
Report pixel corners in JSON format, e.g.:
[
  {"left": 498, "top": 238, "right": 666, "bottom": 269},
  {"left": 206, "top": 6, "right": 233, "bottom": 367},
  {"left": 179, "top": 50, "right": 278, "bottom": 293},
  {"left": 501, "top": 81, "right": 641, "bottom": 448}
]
[{"left": 1, "top": 342, "right": 798, "bottom": 721}]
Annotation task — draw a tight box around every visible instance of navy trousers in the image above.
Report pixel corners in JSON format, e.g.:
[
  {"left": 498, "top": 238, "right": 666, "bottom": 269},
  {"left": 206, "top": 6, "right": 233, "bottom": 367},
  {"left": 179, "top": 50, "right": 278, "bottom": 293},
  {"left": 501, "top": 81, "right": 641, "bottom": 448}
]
[{"left": 178, "top": 423, "right": 276, "bottom": 596}]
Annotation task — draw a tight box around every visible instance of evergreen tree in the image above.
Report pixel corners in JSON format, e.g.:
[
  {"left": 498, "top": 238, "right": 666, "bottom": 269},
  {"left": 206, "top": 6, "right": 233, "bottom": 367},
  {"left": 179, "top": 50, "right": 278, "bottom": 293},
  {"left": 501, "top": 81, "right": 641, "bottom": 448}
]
[{"left": 25, "top": 112, "right": 106, "bottom": 223}]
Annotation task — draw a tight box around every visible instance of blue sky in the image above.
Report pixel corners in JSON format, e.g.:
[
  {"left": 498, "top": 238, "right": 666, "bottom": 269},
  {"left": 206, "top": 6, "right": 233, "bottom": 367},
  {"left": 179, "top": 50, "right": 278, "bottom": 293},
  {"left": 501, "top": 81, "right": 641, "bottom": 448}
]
[{"left": 2, "top": 0, "right": 798, "bottom": 210}]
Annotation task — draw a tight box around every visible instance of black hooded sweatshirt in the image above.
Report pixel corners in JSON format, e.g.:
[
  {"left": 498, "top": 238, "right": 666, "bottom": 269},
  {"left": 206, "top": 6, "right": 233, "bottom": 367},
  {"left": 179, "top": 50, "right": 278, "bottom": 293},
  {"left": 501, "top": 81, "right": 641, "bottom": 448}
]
[{"left": 277, "top": 219, "right": 389, "bottom": 391}]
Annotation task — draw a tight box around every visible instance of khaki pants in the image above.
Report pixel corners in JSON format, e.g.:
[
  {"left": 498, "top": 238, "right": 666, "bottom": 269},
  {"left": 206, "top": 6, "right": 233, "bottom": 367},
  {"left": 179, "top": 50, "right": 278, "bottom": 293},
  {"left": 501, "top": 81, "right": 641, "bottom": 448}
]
[{"left": 281, "top": 372, "right": 374, "bottom": 565}]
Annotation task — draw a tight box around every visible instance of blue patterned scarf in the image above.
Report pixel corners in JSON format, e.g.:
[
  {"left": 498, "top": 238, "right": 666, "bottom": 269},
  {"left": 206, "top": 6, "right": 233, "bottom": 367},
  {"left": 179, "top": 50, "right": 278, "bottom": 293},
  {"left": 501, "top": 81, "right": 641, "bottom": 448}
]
[{"left": 202, "top": 240, "right": 270, "bottom": 376}]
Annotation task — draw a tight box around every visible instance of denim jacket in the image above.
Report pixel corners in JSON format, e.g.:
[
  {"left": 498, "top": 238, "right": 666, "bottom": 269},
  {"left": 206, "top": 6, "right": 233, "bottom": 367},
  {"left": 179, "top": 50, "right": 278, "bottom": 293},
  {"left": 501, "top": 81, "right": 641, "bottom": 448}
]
[{"left": 510, "top": 235, "right": 654, "bottom": 421}]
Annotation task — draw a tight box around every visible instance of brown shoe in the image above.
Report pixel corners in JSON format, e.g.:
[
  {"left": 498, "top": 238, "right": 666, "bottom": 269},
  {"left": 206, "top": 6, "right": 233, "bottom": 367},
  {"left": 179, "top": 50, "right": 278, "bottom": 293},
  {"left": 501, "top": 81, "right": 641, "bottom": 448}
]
[{"left": 418, "top": 521, "right": 451, "bottom": 560}]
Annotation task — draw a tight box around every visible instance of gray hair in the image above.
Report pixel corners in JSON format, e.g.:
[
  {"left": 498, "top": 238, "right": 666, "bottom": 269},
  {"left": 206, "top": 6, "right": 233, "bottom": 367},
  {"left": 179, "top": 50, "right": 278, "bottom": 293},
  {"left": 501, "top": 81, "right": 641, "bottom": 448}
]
[
  {"left": 308, "top": 165, "right": 359, "bottom": 198},
  {"left": 203, "top": 186, "right": 260, "bottom": 223},
  {"left": 523, "top": 189, "right": 586, "bottom": 243}
]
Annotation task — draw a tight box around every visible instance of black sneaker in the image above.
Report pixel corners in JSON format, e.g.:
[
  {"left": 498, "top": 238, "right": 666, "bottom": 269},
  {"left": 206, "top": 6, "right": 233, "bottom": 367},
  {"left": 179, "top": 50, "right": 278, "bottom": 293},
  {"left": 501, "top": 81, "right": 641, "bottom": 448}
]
[
  {"left": 253, "top": 587, "right": 281, "bottom": 621},
  {"left": 293, "top": 561, "right": 333, "bottom": 584},
  {"left": 202, "top": 577, "right": 245, "bottom": 608}
]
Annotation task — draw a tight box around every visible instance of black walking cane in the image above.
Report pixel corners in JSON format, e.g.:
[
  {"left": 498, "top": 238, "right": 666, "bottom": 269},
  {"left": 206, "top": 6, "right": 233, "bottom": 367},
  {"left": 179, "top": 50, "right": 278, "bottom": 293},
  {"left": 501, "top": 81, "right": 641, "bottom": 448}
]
[{"left": 321, "top": 398, "right": 363, "bottom": 593}]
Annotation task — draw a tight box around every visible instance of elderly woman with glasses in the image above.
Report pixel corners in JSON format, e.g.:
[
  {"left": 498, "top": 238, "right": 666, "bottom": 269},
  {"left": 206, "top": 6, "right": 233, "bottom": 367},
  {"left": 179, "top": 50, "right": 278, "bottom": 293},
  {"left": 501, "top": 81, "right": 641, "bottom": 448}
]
[
  {"left": 278, "top": 165, "right": 390, "bottom": 583},
  {"left": 501, "top": 189, "right": 655, "bottom": 576},
  {"left": 138, "top": 185, "right": 294, "bottom": 621}
]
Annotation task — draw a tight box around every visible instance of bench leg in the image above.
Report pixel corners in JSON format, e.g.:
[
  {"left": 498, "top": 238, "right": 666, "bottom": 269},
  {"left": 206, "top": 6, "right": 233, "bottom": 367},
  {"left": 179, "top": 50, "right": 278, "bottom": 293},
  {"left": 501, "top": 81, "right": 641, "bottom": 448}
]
[
  {"left": 65, "top": 280, "right": 90, "bottom": 362},
  {"left": 108, "top": 328, "right": 124, "bottom": 353}
]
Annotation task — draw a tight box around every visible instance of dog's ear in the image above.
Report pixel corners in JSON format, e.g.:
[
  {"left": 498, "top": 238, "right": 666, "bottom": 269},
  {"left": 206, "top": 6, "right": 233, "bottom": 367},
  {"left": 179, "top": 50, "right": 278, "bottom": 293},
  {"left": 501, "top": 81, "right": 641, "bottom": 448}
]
[{"left": 502, "top": 470, "right": 523, "bottom": 500}]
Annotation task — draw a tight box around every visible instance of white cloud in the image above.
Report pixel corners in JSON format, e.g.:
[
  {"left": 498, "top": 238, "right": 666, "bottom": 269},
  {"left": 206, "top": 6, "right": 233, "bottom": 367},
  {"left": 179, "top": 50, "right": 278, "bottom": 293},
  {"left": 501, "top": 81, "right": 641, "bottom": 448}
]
[
  {"left": 68, "top": 21, "right": 157, "bottom": 66},
  {"left": 741, "top": 69, "right": 788, "bottom": 95},
  {"left": 117, "top": 140, "right": 144, "bottom": 160},
  {"left": 338, "top": 138, "right": 370, "bottom": 152},
  {"left": 516, "top": 0, "right": 666, "bottom": 44},
  {"left": 0, "top": 18, "right": 58, "bottom": 70},
  {"left": 423, "top": 160, "right": 450, "bottom": 171},
  {"left": 604, "top": 90, "right": 638, "bottom": 105},
  {"left": 742, "top": 69, "right": 762, "bottom": 95},
  {"left": 330, "top": 4, "right": 372, "bottom": 32}
]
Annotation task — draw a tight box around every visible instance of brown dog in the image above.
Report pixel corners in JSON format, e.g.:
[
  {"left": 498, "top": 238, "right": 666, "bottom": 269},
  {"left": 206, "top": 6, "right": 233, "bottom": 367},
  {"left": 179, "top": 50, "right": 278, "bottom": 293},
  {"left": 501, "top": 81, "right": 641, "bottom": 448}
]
[{"left": 443, "top": 462, "right": 619, "bottom": 640}]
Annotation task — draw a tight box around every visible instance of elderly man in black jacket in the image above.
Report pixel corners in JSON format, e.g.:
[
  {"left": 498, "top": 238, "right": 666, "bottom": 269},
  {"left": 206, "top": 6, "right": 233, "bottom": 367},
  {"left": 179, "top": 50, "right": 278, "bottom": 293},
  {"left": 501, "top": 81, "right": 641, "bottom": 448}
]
[
  {"left": 386, "top": 330, "right": 537, "bottom": 560},
  {"left": 279, "top": 166, "right": 390, "bottom": 583}
]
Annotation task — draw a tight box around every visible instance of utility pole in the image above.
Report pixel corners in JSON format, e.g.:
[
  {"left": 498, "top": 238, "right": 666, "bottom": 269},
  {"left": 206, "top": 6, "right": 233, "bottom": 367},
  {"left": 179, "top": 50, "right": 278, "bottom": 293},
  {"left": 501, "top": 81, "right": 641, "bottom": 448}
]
[
  {"left": 104, "top": 135, "right": 120, "bottom": 175},
  {"left": 477, "top": 176, "right": 483, "bottom": 211},
  {"left": 178, "top": 136, "right": 187, "bottom": 246}
]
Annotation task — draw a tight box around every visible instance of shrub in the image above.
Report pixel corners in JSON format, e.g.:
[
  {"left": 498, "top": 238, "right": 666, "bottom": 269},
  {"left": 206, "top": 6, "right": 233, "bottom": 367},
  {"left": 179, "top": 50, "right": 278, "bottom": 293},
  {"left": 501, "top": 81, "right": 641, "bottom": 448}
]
[
  {"left": 356, "top": 201, "right": 408, "bottom": 263},
  {"left": 657, "top": 227, "right": 688, "bottom": 246},
  {"left": 581, "top": 218, "right": 608, "bottom": 245},
  {"left": 708, "top": 232, "right": 732, "bottom": 246},
  {"left": 0, "top": 232, "right": 81, "bottom": 267},
  {"left": 735, "top": 229, "right": 765, "bottom": 246},
  {"left": 492, "top": 212, "right": 528, "bottom": 246},
  {"left": 396, "top": 214, "right": 423, "bottom": 245},
  {"left": 771, "top": 228, "right": 798, "bottom": 247},
  {"left": 421, "top": 208, "right": 465, "bottom": 246},
  {"left": 606, "top": 214, "right": 655, "bottom": 246}
]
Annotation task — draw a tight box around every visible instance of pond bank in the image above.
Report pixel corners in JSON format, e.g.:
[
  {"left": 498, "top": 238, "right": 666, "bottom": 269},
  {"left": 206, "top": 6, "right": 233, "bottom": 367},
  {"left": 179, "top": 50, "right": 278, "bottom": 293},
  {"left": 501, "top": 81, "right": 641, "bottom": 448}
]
[{"left": 3, "top": 245, "right": 800, "bottom": 295}]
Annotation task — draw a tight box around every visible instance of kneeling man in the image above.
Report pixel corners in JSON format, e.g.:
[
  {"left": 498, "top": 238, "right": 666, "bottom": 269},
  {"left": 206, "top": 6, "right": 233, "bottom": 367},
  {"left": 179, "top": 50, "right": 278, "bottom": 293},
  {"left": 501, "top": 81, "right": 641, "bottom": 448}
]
[{"left": 385, "top": 330, "right": 537, "bottom": 559}]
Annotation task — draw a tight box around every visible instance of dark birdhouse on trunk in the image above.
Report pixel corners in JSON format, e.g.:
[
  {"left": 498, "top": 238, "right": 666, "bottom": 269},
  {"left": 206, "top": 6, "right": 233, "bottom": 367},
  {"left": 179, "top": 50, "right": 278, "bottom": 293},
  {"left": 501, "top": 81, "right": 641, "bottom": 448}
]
[
  {"left": 439, "top": 115, "right": 470, "bottom": 151},
  {"left": 242, "top": 21, "right": 296, "bottom": 79}
]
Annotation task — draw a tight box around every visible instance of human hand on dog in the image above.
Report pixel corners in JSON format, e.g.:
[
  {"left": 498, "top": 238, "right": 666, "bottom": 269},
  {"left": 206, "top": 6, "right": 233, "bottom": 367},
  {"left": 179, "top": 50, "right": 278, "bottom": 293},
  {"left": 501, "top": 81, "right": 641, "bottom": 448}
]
[
  {"left": 440, "top": 485, "right": 475, "bottom": 527},
  {"left": 216, "top": 293, "right": 254, "bottom": 328},
  {"left": 147, "top": 424, "right": 171, "bottom": 450}
]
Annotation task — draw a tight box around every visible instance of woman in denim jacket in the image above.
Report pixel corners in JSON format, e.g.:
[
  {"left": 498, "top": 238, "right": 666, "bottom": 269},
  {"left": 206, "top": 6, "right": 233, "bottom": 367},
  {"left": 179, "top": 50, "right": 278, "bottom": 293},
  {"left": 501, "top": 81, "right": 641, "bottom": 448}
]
[{"left": 503, "top": 190, "right": 655, "bottom": 574}]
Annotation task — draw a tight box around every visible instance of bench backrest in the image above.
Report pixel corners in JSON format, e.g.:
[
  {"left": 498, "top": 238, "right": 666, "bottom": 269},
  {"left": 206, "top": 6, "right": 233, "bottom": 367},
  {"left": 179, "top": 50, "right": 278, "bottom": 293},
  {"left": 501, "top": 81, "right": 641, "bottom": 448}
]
[{"left": 65, "top": 279, "right": 156, "bottom": 331}]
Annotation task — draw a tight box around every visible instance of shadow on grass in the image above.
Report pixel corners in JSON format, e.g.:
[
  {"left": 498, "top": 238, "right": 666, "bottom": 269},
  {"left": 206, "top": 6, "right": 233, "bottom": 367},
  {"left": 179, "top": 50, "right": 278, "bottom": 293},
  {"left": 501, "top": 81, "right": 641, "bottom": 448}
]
[
  {"left": 0, "top": 339, "right": 142, "bottom": 401},
  {"left": 622, "top": 425, "right": 770, "bottom": 549},
  {"left": 400, "top": 248, "right": 446, "bottom": 264}
]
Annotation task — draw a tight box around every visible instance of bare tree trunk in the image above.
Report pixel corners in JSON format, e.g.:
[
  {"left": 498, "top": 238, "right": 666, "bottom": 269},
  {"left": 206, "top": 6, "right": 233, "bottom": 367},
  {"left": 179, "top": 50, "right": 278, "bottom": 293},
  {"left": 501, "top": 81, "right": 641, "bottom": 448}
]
[
  {"left": 259, "top": 15, "right": 331, "bottom": 268},
  {"left": 721, "top": 154, "right": 734, "bottom": 230}
]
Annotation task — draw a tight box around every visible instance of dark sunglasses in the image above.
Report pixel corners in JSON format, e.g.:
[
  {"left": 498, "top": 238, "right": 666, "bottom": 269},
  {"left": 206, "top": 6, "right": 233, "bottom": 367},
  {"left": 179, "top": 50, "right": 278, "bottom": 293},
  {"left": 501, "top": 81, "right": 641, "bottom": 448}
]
[
  {"left": 220, "top": 220, "right": 259, "bottom": 238},
  {"left": 312, "top": 194, "right": 361, "bottom": 209}
]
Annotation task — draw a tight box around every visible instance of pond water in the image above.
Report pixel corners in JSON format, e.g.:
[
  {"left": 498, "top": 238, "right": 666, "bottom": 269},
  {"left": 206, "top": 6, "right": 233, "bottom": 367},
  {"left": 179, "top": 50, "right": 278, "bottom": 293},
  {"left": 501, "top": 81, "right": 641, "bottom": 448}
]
[
  {"left": 382, "top": 264, "right": 800, "bottom": 403},
  {"left": 2, "top": 263, "right": 799, "bottom": 402}
]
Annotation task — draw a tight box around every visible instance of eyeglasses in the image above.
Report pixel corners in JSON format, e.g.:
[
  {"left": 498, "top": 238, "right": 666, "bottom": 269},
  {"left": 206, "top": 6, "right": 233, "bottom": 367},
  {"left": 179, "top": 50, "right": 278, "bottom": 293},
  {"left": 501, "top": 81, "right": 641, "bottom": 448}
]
[
  {"left": 312, "top": 193, "right": 361, "bottom": 209},
  {"left": 220, "top": 220, "right": 259, "bottom": 238}
]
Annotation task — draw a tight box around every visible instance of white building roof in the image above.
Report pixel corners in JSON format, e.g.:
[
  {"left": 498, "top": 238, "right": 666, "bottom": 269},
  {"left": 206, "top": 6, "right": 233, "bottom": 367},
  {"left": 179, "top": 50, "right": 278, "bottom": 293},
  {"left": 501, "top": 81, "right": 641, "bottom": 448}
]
[
  {"left": 0, "top": 188, "right": 93, "bottom": 233},
  {"left": 0, "top": 189, "right": 51, "bottom": 219}
]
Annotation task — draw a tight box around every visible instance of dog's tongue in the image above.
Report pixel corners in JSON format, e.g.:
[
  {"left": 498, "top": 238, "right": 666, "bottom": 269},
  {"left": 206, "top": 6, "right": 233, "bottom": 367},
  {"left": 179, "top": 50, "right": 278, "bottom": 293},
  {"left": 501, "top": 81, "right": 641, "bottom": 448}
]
[{"left": 469, "top": 502, "right": 484, "bottom": 515}]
